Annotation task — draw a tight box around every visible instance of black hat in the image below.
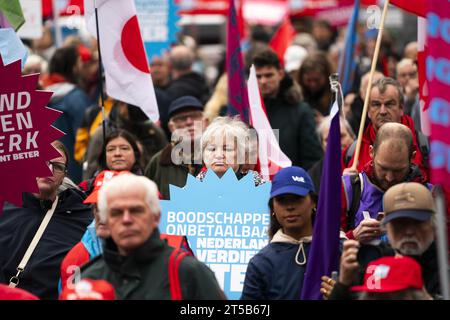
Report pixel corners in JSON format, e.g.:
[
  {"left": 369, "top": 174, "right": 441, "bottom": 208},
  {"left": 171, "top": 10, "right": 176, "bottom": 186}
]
[{"left": 168, "top": 96, "right": 203, "bottom": 118}]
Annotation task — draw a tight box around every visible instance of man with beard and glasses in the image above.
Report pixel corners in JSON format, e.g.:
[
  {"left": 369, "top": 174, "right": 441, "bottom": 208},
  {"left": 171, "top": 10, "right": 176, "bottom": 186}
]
[
  {"left": 327, "top": 182, "right": 440, "bottom": 300},
  {"left": 340, "top": 123, "right": 431, "bottom": 243},
  {"left": 343, "top": 77, "right": 428, "bottom": 181}
]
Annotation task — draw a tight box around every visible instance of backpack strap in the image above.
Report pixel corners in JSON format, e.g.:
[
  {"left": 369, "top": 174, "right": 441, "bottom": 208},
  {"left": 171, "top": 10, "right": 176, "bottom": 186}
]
[
  {"left": 168, "top": 248, "right": 191, "bottom": 300},
  {"left": 346, "top": 174, "right": 363, "bottom": 231},
  {"left": 344, "top": 141, "right": 357, "bottom": 167}
]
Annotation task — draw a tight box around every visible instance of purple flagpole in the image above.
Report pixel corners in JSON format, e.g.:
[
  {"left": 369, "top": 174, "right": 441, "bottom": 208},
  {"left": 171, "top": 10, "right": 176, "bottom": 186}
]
[
  {"left": 226, "top": 0, "right": 250, "bottom": 123},
  {"left": 300, "top": 78, "right": 342, "bottom": 300}
]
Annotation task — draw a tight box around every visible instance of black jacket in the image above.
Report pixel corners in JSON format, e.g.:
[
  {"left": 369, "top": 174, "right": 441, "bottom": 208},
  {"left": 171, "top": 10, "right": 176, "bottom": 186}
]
[
  {"left": 165, "top": 72, "right": 210, "bottom": 105},
  {"left": 263, "top": 76, "right": 323, "bottom": 170},
  {"left": 81, "top": 229, "right": 224, "bottom": 300},
  {"left": 0, "top": 189, "right": 93, "bottom": 299}
]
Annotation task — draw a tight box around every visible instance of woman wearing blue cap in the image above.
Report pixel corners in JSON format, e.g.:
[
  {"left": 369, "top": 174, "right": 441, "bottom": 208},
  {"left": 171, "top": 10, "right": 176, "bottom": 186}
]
[{"left": 241, "top": 166, "right": 317, "bottom": 300}]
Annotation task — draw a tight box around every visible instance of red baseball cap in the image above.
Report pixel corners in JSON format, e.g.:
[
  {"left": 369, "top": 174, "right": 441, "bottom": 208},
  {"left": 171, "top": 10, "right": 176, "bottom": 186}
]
[
  {"left": 351, "top": 256, "right": 423, "bottom": 293},
  {"left": 84, "top": 170, "right": 130, "bottom": 204},
  {"left": 60, "top": 279, "right": 115, "bottom": 300}
]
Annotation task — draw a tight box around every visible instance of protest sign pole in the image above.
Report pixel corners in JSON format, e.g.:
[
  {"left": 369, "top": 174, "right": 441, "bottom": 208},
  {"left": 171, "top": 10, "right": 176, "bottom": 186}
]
[
  {"left": 350, "top": 0, "right": 390, "bottom": 171},
  {"left": 94, "top": 0, "right": 107, "bottom": 151},
  {"left": 435, "top": 186, "right": 450, "bottom": 300}
]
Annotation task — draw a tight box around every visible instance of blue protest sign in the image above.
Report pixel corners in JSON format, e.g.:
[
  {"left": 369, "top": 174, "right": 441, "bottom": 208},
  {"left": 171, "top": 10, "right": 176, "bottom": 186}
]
[
  {"left": 134, "top": 0, "right": 180, "bottom": 61},
  {"left": 159, "top": 168, "right": 271, "bottom": 300}
]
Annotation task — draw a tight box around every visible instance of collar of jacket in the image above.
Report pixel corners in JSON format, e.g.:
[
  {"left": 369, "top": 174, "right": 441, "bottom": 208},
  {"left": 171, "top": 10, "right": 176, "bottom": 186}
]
[
  {"left": 363, "top": 115, "right": 417, "bottom": 145},
  {"left": 102, "top": 229, "right": 165, "bottom": 277},
  {"left": 270, "top": 229, "right": 312, "bottom": 244}
]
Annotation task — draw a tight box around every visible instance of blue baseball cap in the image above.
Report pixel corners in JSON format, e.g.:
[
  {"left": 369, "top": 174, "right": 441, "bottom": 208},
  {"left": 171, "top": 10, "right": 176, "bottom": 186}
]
[
  {"left": 270, "top": 166, "right": 315, "bottom": 199},
  {"left": 168, "top": 96, "right": 203, "bottom": 118}
]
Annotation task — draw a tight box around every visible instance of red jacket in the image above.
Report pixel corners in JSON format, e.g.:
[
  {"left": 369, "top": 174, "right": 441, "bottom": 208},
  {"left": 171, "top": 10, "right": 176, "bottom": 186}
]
[{"left": 343, "top": 115, "right": 429, "bottom": 182}]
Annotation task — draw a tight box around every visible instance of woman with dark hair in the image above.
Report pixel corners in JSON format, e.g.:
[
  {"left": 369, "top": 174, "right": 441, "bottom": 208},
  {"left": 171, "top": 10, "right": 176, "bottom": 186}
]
[
  {"left": 78, "top": 129, "right": 143, "bottom": 194},
  {"left": 241, "top": 166, "right": 318, "bottom": 300}
]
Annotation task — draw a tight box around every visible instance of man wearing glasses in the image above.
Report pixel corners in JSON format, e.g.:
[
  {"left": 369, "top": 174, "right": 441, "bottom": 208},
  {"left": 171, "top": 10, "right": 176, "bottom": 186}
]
[
  {"left": 0, "top": 141, "right": 93, "bottom": 300},
  {"left": 145, "top": 96, "right": 209, "bottom": 199}
]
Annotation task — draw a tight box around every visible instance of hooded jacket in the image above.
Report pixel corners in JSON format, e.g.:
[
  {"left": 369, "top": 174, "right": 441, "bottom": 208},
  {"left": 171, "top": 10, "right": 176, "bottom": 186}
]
[
  {"left": 241, "top": 229, "right": 313, "bottom": 300},
  {"left": 80, "top": 229, "right": 224, "bottom": 300},
  {"left": 263, "top": 76, "right": 323, "bottom": 170},
  {"left": 0, "top": 189, "right": 93, "bottom": 300}
]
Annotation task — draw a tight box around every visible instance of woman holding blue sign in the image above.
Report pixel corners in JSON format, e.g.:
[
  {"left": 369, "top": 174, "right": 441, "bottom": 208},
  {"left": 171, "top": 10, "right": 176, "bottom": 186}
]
[
  {"left": 197, "top": 116, "right": 264, "bottom": 186},
  {"left": 241, "top": 166, "right": 317, "bottom": 300}
]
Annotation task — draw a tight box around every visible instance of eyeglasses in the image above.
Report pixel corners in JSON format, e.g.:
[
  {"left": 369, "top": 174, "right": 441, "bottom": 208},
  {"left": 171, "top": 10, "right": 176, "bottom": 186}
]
[{"left": 46, "top": 161, "right": 67, "bottom": 174}]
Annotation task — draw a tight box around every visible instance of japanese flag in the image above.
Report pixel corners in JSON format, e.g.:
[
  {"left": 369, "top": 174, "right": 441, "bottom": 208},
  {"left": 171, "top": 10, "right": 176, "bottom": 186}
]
[{"left": 84, "top": 0, "right": 159, "bottom": 122}]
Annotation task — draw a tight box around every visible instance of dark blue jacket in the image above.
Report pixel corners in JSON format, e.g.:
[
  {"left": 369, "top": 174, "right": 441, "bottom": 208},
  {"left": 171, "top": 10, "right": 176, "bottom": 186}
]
[
  {"left": 241, "top": 236, "right": 312, "bottom": 300},
  {"left": 0, "top": 189, "right": 93, "bottom": 299}
]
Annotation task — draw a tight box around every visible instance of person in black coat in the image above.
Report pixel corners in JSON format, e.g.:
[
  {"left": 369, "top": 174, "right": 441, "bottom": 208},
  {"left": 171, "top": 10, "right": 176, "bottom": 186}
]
[{"left": 0, "top": 141, "right": 93, "bottom": 299}]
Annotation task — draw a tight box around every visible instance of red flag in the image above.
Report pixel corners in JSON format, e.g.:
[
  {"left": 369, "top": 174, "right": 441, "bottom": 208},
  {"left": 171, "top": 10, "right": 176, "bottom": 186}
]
[
  {"left": 269, "top": 17, "right": 295, "bottom": 66},
  {"left": 390, "top": 0, "right": 426, "bottom": 17}
]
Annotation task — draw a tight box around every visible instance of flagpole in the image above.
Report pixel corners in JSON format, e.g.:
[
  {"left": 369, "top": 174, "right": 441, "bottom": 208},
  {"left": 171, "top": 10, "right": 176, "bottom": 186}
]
[
  {"left": 94, "top": 0, "right": 107, "bottom": 152},
  {"left": 350, "top": 0, "right": 390, "bottom": 171}
]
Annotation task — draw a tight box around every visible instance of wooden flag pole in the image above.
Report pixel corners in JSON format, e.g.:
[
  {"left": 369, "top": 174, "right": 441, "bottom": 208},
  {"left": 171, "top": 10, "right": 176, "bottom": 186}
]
[{"left": 350, "top": 0, "right": 390, "bottom": 171}]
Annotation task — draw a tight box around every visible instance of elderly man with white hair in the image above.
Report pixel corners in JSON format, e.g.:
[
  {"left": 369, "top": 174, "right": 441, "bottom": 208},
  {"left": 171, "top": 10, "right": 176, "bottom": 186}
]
[{"left": 80, "top": 173, "right": 224, "bottom": 300}]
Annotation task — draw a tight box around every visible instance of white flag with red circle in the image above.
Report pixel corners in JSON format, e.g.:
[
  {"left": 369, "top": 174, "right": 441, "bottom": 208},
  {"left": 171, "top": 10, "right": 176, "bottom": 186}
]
[{"left": 84, "top": 0, "right": 159, "bottom": 122}]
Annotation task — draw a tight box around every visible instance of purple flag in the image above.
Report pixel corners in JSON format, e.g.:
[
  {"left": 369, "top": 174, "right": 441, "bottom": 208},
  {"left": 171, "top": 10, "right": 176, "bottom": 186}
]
[
  {"left": 300, "top": 100, "right": 342, "bottom": 300},
  {"left": 226, "top": 0, "right": 250, "bottom": 123}
]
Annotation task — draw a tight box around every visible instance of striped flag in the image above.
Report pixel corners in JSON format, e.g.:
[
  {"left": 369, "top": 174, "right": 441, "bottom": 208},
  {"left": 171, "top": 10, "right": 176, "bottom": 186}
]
[{"left": 247, "top": 65, "right": 292, "bottom": 180}]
